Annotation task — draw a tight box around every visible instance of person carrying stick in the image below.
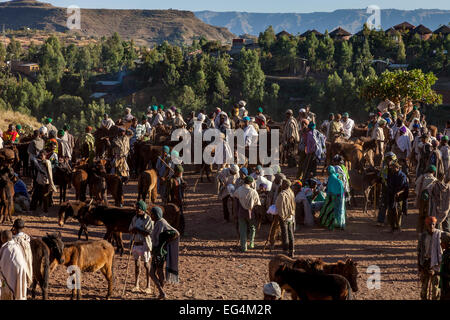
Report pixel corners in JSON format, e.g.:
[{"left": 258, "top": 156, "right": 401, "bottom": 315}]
[{"left": 129, "top": 201, "right": 154, "bottom": 294}]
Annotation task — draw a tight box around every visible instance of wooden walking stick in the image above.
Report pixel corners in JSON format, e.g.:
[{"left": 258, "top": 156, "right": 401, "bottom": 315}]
[
  {"left": 262, "top": 218, "right": 276, "bottom": 254},
  {"left": 121, "top": 235, "right": 135, "bottom": 297}
]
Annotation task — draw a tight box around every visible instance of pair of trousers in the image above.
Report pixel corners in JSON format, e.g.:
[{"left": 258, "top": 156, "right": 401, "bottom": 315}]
[
  {"left": 387, "top": 201, "right": 402, "bottom": 230},
  {"left": 238, "top": 216, "right": 256, "bottom": 251},
  {"left": 420, "top": 268, "right": 440, "bottom": 300},
  {"left": 222, "top": 195, "right": 231, "bottom": 221},
  {"left": 377, "top": 185, "right": 388, "bottom": 223},
  {"left": 279, "top": 219, "right": 294, "bottom": 254},
  {"left": 30, "top": 184, "right": 49, "bottom": 213}
]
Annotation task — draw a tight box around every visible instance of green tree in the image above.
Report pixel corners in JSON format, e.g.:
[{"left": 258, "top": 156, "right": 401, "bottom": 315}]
[
  {"left": 316, "top": 32, "right": 335, "bottom": 72},
  {"left": 258, "top": 26, "right": 276, "bottom": 52},
  {"left": 101, "top": 32, "right": 124, "bottom": 73},
  {"left": 38, "top": 36, "right": 66, "bottom": 86},
  {"left": 354, "top": 39, "right": 373, "bottom": 76},
  {"left": 6, "top": 37, "right": 22, "bottom": 60},
  {"left": 237, "top": 48, "right": 266, "bottom": 104},
  {"left": 211, "top": 72, "right": 229, "bottom": 107},
  {"left": 335, "top": 41, "right": 353, "bottom": 72},
  {"left": 361, "top": 69, "right": 442, "bottom": 110},
  {"left": 397, "top": 36, "right": 406, "bottom": 63}
]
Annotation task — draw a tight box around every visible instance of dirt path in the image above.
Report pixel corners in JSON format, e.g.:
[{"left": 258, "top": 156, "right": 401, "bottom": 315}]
[{"left": 11, "top": 165, "right": 420, "bottom": 300}]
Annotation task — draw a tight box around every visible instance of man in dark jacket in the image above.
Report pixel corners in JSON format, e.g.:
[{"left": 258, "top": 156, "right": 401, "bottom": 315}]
[{"left": 387, "top": 161, "right": 409, "bottom": 232}]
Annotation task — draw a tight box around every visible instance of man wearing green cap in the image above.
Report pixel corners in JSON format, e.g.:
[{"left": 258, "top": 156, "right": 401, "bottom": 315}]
[
  {"left": 129, "top": 201, "right": 154, "bottom": 294},
  {"left": 173, "top": 109, "right": 186, "bottom": 129},
  {"left": 151, "top": 105, "right": 164, "bottom": 127},
  {"left": 341, "top": 112, "right": 354, "bottom": 140},
  {"left": 233, "top": 176, "right": 261, "bottom": 252},
  {"left": 44, "top": 118, "right": 57, "bottom": 135}
]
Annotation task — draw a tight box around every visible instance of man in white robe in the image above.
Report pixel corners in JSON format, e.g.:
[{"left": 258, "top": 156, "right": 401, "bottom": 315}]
[{"left": 0, "top": 230, "right": 29, "bottom": 300}]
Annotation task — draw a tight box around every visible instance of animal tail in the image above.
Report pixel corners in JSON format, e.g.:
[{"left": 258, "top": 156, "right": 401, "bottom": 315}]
[
  {"left": 43, "top": 250, "right": 50, "bottom": 298},
  {"left": 179, "top": 212, "right": 185, "bottom": 237},
  {"left": 346, "top": 281, "right": 353, "bottom": 300}
]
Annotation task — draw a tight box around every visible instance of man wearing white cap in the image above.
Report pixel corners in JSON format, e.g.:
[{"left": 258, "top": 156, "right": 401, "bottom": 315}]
[
  {"left": 123, "top": 107, "right": 134, "bottom": 123},
  {"left": 263, "top": 282, "right": 282, "bottom": 300},
  {"left": 238, "top": 101, "right": 247, "bottom": 119}
]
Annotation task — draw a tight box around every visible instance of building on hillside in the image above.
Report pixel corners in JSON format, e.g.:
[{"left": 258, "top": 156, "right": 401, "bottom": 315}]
[
  {"left": 411, "top": 24, "right": 433, "bottom": 40},
  {"left": 300, "top": 29, "right": 323, "bottom": 38},
  {"left": 434, "top": 25, "right": 450, "bottom": 37},
  {"left": 385, "top": 27, "right": 401, "bottom": 41},
  {"left": 329, "top": 27, "right": 352, "bottom": 41},
  {"left": 276, "top": 30, "right": 293, "bottom": 39},
  {"left": 230, "top": 38, "right": 246, "bottom": 55},
  {"left": 393, "top": 21, "right": 415, "bottom": 33},
  {"left": 10, "top": 61, "right": 39, "bottom": 78},
  {"left": 239, "top": 34, "right": 258, "bottom": 44}
]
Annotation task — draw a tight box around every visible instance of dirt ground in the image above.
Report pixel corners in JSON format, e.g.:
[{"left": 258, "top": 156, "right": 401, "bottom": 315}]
[{"left": 9, "top": 164, "right": 421, "bottom": 300}]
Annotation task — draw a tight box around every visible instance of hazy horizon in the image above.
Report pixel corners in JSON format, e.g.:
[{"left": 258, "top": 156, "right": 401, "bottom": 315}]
[{"left": 3, "top": 0, "right": 450, "bottom": 13}]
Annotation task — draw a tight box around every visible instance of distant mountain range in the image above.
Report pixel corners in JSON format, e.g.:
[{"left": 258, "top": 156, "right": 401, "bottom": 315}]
[
  {"left": 0, "top": 0, "right": 235, "bottom": 45},
  {"left": 195, "top": 9, "right": 450, "bottom": 36}
]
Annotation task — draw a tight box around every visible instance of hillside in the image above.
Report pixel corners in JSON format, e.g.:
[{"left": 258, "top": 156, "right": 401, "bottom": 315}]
[
  {"left": 195, "top": 9, "right": 450, "bottom": 36},
  {"left": 0, "top": 110, "right": 41, "bottom": 133},
  {"left": 0, "top": 0, "right": 235, "bottom": 46}
]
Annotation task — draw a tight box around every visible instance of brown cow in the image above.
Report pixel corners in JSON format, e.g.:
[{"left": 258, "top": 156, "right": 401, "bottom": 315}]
[
  {"left": 269, "top": 255, "right": 359, "bottom": 296},
  {"left": 30, "top": 233, "right": 65, "bottom": 300},
  {"left": 72, "top": 167, "right": 88, "bottom": 201},
  {"left": 274, "top": 265, "right": 352, "bottom": 300},
  {"left": 0, "top": 170, "right": 14, "bottom": 223},
  {"left": 137, "top": 169, "right": 158, "bottom": 204},
  {"left": 133, "top": 142, "right": 163, "bottom": 172},
  {"left": 348, "top": 168, "right": 381, "bottom": 214},
  {"left": 49, "top": 240, "right": 114, "bottom": 300},
  {"left": 106, "top": 174, "right": 124, "bottom": 207}
]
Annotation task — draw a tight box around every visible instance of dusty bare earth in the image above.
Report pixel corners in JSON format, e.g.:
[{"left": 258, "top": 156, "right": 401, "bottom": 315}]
[{"left": 9, "top": 165, "right": 420, "bottom": 300}]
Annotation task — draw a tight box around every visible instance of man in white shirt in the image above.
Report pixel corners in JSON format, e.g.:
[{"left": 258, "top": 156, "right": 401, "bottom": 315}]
[
  {"left": 393, "top": 126, "right": 412, "bottom": 174},
  {"left": 372, "top": 119, "right": 386, "bottom": 159},
  {"left": 242, "top": 116, "right": 258, "bottom": 147},
  {"left": 101, "top": 113, "right": 115, "bottom": 130},
  {"left": 341, "top": 112, "right": 355, "bottom": 140}
]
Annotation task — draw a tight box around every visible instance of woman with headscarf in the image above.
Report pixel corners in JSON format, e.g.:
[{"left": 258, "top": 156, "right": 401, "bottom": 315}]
[
  {"left": 319, "top": 166, "right": 346, "bottom": 230},
  {"left": 149, "top": 206, "right": 180, "bottom": 299}
]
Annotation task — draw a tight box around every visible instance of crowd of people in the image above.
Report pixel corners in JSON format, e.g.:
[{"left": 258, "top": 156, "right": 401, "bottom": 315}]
[{"left": 0, "top": 98, "right": 449, "bottom": 300}]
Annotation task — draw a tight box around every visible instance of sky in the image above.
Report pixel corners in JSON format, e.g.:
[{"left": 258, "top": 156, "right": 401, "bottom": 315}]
[{"left": 12, "top": 0, "right": 450, "bottom": 12}]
